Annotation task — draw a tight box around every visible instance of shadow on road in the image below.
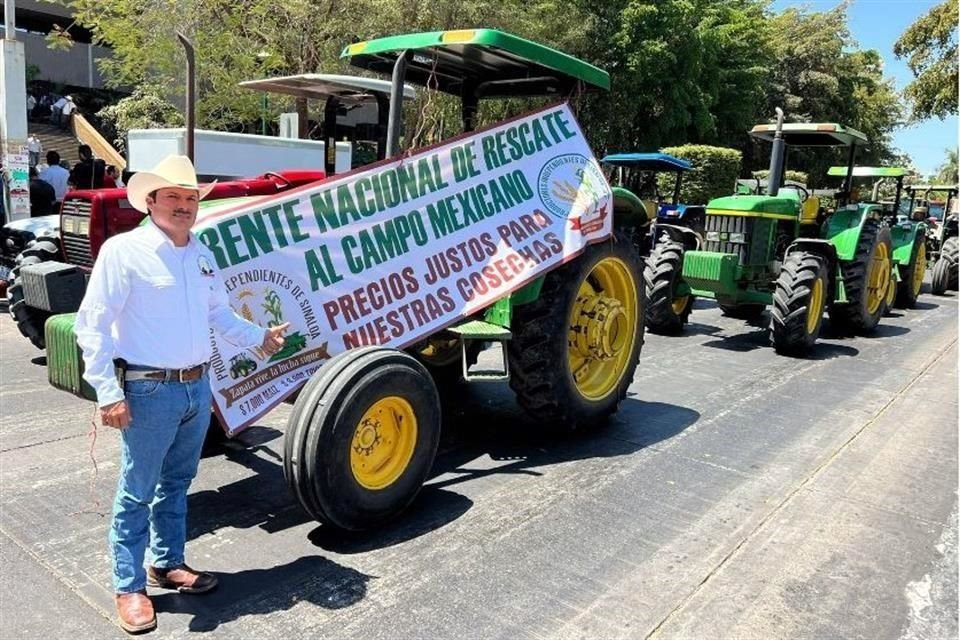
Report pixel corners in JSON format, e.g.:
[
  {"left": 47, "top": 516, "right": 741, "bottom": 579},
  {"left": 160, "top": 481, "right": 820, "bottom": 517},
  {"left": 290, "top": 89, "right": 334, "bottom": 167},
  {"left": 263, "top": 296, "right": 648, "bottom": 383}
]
[
  {"left": 192, "top": 380, "right": 700, "bottom": 554},
  {"left": 913, "top": 299, "right": 944, "bottom": 309},
  {"left": 30, "top": 355, "right": 46, "bottom": 366},
  {"left": 862, "top": 324, "right": 911, "bottom": 339},
  {"left": 151, "top": 555, "right": 372, "bottom": 632}
]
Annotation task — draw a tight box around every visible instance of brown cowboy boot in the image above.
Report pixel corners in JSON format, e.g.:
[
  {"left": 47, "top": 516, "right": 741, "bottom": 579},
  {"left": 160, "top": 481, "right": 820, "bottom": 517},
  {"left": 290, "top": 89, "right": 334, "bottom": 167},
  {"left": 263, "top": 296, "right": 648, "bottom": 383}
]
[
  {"left": 147, "top": 564, "right": 218, "bottom": 594},
  {"left": 115, "top": 590, "right": 157, "bottom": 634}
]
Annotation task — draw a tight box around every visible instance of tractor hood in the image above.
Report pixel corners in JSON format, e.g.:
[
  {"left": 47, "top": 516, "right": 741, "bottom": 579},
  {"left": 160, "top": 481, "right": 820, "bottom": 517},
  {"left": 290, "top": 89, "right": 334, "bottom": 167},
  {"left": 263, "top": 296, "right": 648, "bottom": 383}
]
[{"left": 706, "top": 195, "right": 798, "bottom": 217}]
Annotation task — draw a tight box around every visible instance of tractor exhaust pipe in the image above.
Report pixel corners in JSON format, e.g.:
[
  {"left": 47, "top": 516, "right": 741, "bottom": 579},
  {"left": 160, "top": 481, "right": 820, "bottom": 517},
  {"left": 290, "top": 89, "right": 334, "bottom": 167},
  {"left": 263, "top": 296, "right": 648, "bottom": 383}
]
[
  {"left": 176, "top": 32, "right": 196, "bottom": 163},
  {"left": 766, "top": 107, "right": 785, "bottom": 196}
]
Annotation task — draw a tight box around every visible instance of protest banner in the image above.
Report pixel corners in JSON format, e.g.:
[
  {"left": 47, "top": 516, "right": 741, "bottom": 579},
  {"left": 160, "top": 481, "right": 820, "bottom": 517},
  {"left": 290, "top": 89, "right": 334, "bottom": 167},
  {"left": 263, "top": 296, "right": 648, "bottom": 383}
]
[{"left": 193, "top": 102, "right": 613, "bottom": 433}]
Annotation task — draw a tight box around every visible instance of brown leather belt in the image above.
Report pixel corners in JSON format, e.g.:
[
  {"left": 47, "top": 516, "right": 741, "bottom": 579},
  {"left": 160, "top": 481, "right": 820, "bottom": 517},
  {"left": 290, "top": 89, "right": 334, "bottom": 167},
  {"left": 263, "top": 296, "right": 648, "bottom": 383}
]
[{"left": 126, "top": 364, "right": 208, "bottom": 383}]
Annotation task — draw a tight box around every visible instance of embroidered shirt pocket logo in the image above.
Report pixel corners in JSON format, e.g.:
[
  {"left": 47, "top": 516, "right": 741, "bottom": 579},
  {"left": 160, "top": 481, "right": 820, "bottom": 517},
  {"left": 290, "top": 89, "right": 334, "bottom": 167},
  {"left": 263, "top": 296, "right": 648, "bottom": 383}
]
[{"left": 198, "top": 255, "right": 215, "bottom": 278}]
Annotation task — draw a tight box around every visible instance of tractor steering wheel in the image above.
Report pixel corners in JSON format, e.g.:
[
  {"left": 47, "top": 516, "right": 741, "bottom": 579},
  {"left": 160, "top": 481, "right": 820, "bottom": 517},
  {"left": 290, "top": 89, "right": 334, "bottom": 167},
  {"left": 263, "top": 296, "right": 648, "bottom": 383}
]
[
  {"left": 264, "top": 171, "right": 291, "bottom": 189},
  {"left": 781, "top": 184, "right": 810, "bottom": 202}
]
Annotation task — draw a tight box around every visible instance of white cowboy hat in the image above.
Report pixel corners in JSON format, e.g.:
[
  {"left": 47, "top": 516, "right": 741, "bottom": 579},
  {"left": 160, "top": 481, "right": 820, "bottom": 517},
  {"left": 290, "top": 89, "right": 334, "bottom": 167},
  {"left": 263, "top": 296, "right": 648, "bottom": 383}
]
[{"left": 127, "top": 154, "right": 216, "bottom": 214}]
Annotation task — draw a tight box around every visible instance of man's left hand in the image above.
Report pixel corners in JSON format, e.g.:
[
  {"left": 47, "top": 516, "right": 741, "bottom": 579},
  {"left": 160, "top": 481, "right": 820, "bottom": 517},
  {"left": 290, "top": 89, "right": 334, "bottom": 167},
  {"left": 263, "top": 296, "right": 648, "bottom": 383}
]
[{"left": 262, "top": 322, "right": 290, "bottom": 356}]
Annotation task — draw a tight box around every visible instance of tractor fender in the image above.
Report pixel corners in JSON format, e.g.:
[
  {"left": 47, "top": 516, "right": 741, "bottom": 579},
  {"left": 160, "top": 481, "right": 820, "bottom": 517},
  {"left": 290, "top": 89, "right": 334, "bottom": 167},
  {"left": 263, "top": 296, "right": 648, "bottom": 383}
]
[
  {"left": 653, "top": 223, "right": 703, "bottom": 251},
  {"left": 822, "top": 205, "right": 871, "bottom": 261},
  {"left": 890, "top": 220, "right": 926, "bottom": 266}
]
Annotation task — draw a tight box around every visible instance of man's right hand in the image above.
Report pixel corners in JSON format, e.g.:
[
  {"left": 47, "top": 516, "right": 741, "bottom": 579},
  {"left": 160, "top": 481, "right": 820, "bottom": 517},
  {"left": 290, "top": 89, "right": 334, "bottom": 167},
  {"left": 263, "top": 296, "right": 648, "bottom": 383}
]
[{"left": 100, "top": 400, "right": 131, "bottom": 430}]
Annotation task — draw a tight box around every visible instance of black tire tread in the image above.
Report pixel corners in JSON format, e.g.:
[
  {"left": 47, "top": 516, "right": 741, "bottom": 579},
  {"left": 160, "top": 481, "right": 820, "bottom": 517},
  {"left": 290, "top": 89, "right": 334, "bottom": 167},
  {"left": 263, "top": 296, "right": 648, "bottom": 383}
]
[
  {"left": 644, "top": 240, "right": 691, "bottom": 335},
  {"left": 509, "top": 235, "right": 644, "bottom": 430},
  {"left": 770, "top": 252, "right": 827, "bottom": 355},
  {"left": 829, "top": 220, "right": 890, "bottom": 333}
]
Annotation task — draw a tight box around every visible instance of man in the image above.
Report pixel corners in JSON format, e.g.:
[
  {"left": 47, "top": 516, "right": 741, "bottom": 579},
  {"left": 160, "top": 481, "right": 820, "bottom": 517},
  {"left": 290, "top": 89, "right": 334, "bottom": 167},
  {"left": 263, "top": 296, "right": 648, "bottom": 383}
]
[
  {"left": 70, "top": 144, "right": 105, "bottom": 189},
  {"left": 104, "top": 164, "right": 123, "bottom": 188},
  {"left": 28, "top": 166, "right": 56, "bottom": 217},
  {"left": 74, "top": 155, "right": 288, "bottom": 634},
  {"left": 38, "top": 151, "right": 70, "bottom": 204},
  {"left": 27, "top": 134, "right": 42, "bottom": 167},
  {"left": 50, "top": 95, "right": 67, "bottom": 127},
  {"left": 26, "top": 94, "right": 36, "bottom": 121},
  {"left": 60, "top": 95, "right": 77, "bottom": 130}
]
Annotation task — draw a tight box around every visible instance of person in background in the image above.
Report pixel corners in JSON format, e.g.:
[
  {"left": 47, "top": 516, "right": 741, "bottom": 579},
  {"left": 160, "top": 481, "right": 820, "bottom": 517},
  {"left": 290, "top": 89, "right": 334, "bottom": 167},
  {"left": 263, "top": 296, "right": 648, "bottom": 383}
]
[
  {"left": 50, "top": 95, "right": 67, "bottom": 127},
  {"left": 70, "top": 144, "right": 105, "bottom": 190},
  {"left": 29, "top": 166, "right": 57, "bottom": 217},
  {"left": 103, "top": 165, "right": 121, "bottom": 188},
  {"left": 74, "top": 154, "right": 288, "bottom": 634},
  {"left": 27, "top": 134, "right": 43, "bottom": 168},
  {"left": 26, "top": 94, "right": 36, "bottom": 121},
  {"left": 38, "top": 151, "right": 70, "bottom": 205},
  {"left": 61, "top": 95, "right": 77, "bottom": 131}
]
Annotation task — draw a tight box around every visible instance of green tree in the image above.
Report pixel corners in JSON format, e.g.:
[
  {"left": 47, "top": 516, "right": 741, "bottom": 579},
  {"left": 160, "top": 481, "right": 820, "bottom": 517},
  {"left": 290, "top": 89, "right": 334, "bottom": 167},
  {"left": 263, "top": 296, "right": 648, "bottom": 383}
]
[
  {"left": 936, "top": 148, "right": 958, "bottom": 184},
  {"left": 758, "top": 4, "right": 903, "bottom": 186},
  {"left": 894, "top": 0, "right": 958, "bottom": 121},
  {"left": 576, "top": 0, "right": 772, "bottom": 154},
  {"left": 96, "top": 85, "right": 184, "bottom": 154}
]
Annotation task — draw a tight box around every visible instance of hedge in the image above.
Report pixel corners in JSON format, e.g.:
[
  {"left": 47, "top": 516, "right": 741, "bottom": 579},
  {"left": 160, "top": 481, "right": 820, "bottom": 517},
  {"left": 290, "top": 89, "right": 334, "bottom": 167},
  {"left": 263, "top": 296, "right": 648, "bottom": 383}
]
[
  {"left": 751, "top": 169, "right": 810, "bottom": 185},
  {"left": 658, "top": 145, "right": 742, "bottom": 205}
]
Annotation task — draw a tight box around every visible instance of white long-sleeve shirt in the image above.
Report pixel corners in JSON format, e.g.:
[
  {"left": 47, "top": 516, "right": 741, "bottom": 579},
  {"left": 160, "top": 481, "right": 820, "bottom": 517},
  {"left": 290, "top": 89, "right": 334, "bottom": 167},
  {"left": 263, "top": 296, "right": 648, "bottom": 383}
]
[{"left": 75, "top": 220, "right": 265, "bottom": 407}]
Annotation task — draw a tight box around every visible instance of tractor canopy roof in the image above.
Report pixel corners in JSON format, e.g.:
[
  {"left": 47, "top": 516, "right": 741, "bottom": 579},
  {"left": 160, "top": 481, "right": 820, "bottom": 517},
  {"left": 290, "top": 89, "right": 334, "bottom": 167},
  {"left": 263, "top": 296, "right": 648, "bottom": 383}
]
[
  {"left": 905, "top": 184, "right": 959, "bottom": 194},
  {"left": 238, "top": 73, "right": 416, "bottom": 102},
  {"left": 600, "top": 153, "right": 692, "bottom": 172},
  {"left": 749, "top": 122, "right": 868, "bottom": 147},
  {"left": 341, "top": 29, "right": 610, "bottom": 98},
  {"left": 826, "top": 166, "right": 906, "bottom": 178}
]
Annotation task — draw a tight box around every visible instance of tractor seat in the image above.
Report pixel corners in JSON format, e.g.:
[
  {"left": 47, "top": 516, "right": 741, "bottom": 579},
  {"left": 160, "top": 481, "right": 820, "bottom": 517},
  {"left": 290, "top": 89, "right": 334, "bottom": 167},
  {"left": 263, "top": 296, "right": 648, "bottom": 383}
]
[{"left": 800, "top": 196, "right": 820, "bottom": 223}]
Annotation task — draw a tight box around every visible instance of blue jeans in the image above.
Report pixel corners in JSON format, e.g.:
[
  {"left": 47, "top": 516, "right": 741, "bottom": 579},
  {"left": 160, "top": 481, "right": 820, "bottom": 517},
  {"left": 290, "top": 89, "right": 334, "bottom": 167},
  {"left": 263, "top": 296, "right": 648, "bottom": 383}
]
[{"left": 110, "top": 373, "right": 211, "bottom": 594}]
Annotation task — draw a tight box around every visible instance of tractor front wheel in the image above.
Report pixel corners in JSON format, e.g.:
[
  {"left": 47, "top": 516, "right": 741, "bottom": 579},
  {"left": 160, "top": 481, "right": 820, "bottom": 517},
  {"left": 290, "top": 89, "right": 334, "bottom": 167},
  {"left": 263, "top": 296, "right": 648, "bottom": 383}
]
[
  {"left": 895, "top": 233, "right": 926, "bottom": 308},
  {"left": 829, "top": 220, "right": 892, "bottom": 333},
  {"left": 284, "top": 346, "right": 440, "bottom": 530},
  {"left": 8, "top": 240, "right": 63, "bottom": 350},
  {"left": 510, "top": 235, "right": 644, "bottom": 430},
  {"left": 930, "top": 236, "right": 958, "bottom": 295},
  {"left": 771, "top": 252, "right": 828, "bottom": 356},
  {"left": 644, "top": 240, "right": 692, "bottom": 334}
]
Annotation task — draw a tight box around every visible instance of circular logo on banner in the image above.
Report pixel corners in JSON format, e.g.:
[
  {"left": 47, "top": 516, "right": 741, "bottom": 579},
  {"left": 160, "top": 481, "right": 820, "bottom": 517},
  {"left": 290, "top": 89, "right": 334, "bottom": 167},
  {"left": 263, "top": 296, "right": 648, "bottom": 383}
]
[{"left": 537, "top": 153, "right": 607, "bottom": 219}]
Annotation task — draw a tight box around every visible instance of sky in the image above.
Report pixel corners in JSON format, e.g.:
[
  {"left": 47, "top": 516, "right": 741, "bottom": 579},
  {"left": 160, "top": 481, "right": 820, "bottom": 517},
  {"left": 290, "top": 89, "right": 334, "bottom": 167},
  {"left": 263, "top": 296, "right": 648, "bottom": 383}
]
[{"left": 772, "top": 0, "right": 957, "bottom": 178}]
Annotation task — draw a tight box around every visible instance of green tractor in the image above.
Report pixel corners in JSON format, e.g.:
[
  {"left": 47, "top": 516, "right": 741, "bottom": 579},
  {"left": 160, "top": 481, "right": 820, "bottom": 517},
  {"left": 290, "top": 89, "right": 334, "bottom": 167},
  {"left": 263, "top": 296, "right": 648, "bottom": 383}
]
[
  {"left": 229, "top": 354, "right": 258, "bottom": 379},
  {"left": 677, "top": 108, "right": 893, "bottom": 354},
  {"left": 904, "top": 184, "right": 959, "bottom": 295},
  {"left": 282, "top": 29, "right": 645, "bottom": 530},
  {"left": 826, "top": 165, "right": 927, "bottom": 308}
]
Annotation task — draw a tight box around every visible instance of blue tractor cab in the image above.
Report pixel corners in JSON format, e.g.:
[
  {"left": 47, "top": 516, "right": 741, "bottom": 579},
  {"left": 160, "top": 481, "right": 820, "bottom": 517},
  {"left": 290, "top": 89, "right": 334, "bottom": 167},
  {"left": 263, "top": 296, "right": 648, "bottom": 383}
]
[{"left": 601, "top": 152, "right": 703, "bottom": 256}]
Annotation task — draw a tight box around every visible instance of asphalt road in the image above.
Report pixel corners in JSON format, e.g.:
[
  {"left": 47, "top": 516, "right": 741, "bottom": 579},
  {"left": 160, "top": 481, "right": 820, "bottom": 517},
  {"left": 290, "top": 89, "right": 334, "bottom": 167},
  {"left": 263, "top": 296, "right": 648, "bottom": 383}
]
[{"left": 0, "top": 283, "right": 957, "bottom": 639}]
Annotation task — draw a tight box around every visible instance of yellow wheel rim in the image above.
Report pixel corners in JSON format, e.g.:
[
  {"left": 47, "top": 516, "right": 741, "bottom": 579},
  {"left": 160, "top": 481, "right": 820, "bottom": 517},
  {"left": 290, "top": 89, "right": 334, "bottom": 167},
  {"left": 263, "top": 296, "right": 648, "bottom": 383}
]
[
  {"left": 806, "top": 276, "right": 824, "bottom": 335},
  {"left": 912, "top": 242, "right": 926, "bottom": 297},
  {"left": 567, "top": 256, "right": 639, "bottom": 401},
  {"left": 350, "top": 396, "right": 417, "bottom": 490},
  {"left": 672, "top": 295, "right": 689, "bottom": 316},
  {"left": 865, "top": 241, "right": 891, "bottom": 315}
]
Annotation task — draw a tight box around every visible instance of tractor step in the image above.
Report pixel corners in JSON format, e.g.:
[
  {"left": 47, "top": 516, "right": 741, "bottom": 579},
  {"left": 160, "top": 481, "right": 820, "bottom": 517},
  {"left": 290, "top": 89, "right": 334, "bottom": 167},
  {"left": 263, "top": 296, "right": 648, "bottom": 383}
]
[{"left": 447, "top": 320, "right": 511, "bottom": 382}]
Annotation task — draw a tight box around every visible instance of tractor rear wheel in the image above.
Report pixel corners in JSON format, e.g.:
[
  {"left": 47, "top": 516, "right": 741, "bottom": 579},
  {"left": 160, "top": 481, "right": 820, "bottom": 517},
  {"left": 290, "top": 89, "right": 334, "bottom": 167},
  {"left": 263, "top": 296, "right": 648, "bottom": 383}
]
[
  {"left": 829, "top": 220, "right": 891, "bottom": 333},
  {"left": 510, "top": 235, "right": 644, "bottom": 430},
  {"left": 771, "top": 252, "right": 829, "bottom": 355},
  {"left": 644, "top": 240, "right": 692, "bottom": 334},
  {"left": 895, "top": 233, "right": 926, "bottom": 308},
  {"left": 718, "top": 303, "right": 766, "bottom": 321},
  {"left": 930, "top": 236, "right": 958, "bottom": 295},
  {"left": 284, "top": 346, "right": 441, "bottom": 530},
  {"left": 7, "top": 240, "right": 62, "bottom": 350}
]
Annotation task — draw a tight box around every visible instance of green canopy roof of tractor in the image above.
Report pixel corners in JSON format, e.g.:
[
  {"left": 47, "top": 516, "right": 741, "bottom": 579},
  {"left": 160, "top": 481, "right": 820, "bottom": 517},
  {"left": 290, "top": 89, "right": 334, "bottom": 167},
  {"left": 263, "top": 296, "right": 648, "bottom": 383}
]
[
  {"left": 341, "top": 29, "right": 610, "bottom": 98},
  {"left": 826, "top": 166, "right": 907, "bottom": 177},
  {"left": 238, "top": 74, "right": 417, "bottom": 102},
  {"left": 749, "top": 122, "right": 868, "bottom": 147},
  {"left": 904, "top": 184, "right": 959, "bottom": 194}
]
